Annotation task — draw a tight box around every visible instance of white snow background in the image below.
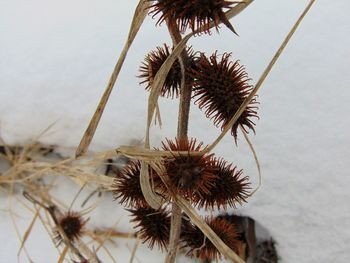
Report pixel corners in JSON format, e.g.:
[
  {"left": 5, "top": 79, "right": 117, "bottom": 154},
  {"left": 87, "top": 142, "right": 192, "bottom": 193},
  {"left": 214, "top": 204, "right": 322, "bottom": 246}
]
[{"left": 0, "top": 0, "right": 349, "bottom": 262}]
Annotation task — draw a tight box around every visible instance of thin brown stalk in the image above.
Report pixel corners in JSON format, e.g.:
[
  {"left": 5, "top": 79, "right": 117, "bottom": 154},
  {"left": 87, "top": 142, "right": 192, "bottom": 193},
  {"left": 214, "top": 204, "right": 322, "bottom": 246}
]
[{"left": 165, "top": 18, "right": 191, "bottom": 263}]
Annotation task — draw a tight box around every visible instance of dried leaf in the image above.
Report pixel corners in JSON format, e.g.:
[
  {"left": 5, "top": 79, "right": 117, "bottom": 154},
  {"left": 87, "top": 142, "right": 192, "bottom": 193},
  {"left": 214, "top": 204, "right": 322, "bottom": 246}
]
[
  {"left": 240, "top": 125, "right": 261, "bottom": 196},
  {"left": 139, "top": 161, "right": 163, "bottom": 210}
]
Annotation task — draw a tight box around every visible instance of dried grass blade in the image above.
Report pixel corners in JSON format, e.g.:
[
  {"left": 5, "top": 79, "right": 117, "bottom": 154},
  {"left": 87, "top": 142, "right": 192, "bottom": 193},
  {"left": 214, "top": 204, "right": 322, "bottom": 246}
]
[
  {"left": 145, "top": 33, "right": 192, "bottom": 146},
  {"left": 76, "top": 0, "right": 151, "bottom": 157},
  {"left": 155, "top": 102, "right": 162, "bottom": 127},
  {"left": 116, "top": 146, "right": 203, "bottom": 159},
  {"left": 140, "top": 161, "right": 163, "bottom": 209},
  {"left": 18, "top": 208, "right": 40, "bottom": 256},
  {"left": 9, "top": 203, "right": 34, "bottom": 262},
  {"left": 129, "top": 237, "right": 141, "bottom": 263},
  {"left": 57, "top": 245, "right": 69, "bottom": 263},
  {"left": 240, "top": 125, "right": 261, "bottom": 196},
  {"left": 67, "top": 169, "right": 114, "bottom": 190},
  {"left": 77, "top": 241, "right": 100, "bottom": 263},
  {"left": 205, "top": 0, "right": 316, "bottom": 153},
  {"left": 176, "top": 196, "right": 245, "bottom": 263}
]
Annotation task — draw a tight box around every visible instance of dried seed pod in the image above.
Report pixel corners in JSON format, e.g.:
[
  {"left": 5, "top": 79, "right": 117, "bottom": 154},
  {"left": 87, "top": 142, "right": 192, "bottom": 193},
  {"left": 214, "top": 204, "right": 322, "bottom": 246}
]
[
  {"left": 128, "top": 206, "right": 170, "bottom": 251},
  {"left": 150, "top": 0, "right": 236, "bottom": 34},
  {"left": 113, "top": 160, "right": 159, "bottom": 208},
  {"left": 192, "top": 52, "right": 259, "bottom": 142},
  {"left": 181, "top": 217, "right": 241, "bottom": 261},
  {"left": 161, "top": 138, "right": 217, "bottom": 201},
  {"left": 195, "top": 158, "right": 250, "bottom": 209},
  {"left": 139, "top": 44, "right": 196, "bottom": 98},
  {"left": 54, "top": 212, "right": 87, "bottom": 246}
]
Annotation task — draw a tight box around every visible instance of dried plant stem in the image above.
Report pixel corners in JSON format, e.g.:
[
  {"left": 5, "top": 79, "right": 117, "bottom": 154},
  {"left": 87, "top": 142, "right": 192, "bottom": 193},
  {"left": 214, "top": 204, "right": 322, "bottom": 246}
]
[
  {"left": 165, "top": 204, "right": 182, "bottom": 263},
  {"left": 76, "top": 0, "right": 151, "bottom": 157},
  {"left": 165, "top": 19, "right": 191, "bottom": 263}
]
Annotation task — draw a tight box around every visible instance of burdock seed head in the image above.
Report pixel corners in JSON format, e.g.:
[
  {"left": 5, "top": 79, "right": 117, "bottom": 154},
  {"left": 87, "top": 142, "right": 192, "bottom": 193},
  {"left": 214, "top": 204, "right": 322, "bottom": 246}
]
[
  {"left": 195, "top": 158, "right": 251, "bottom": 209},
  {"left": 128, "top": 206, "right": 171, "bottom": 251},
  {"left": 161, "top": 138, "right": 218, "bottom": 201},
  {"left": 113, "top": 160, "right": 158, "bottom": 208},
  {"left": 150, "top": 0, "right": 236, "bottom": 34},
  {"left": 139, "top": 44, "right": 196, "bottom": 98},
  {"left": 181, "top": 217, "right": 241, "bottom": 261},
  {"left": 192, "top": 52, "right": 259, "bottom": 142},
  {"left": 54, "top": 211, "right": 87, "bottom": 246}
]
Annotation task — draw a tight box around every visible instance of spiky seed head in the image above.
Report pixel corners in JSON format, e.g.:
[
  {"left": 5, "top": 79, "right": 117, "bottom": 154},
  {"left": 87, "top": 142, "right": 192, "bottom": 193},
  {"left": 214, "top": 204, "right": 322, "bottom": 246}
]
[
  {"left": 161, "top": 138, "right": 218, "bottom": 201},
  {"left": 195, "top": 158, "right": 250, "bottom": 209},
  {"left": 192, "top": 52, "right": 259, "bottom": 142},
  {"left": 113, "top": 160, "right": 158, "bottom": 208},
  {"left": 181, "top": 217, "right": 241, "bottom": 261},
  {"left": 150, "top": 0, "right": 237, "bottom": 34},
  {"left": 139, "top": 44, "right": 196, "bottom": 98},
  {"left": 54, "top": 212, "right": 86, "bottom": 246},
  {"left": 128, "top": 206, "right": 170, "bottom": 251}
]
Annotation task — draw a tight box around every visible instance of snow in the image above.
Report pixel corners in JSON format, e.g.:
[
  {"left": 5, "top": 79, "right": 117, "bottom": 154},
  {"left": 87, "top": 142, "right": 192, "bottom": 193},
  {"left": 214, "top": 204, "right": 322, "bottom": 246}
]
[{"left": 1, "top": 0, "right": 350, "bottom": 262}]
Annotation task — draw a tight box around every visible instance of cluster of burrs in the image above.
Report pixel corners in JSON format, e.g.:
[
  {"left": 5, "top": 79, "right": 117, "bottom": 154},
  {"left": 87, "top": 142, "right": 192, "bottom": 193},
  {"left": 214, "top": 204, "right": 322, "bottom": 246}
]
[{"left": 114, "top": 1, "right": 259, "bottom": 261}]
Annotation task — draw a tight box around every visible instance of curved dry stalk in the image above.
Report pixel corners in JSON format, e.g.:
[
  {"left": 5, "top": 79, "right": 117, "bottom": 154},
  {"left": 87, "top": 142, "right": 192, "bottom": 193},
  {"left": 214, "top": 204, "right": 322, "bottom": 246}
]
[
  {"left": 240, "top": 125, "right": 262, "bottom": 196},
  {"left": 76, "top": 0, "right": 152, "bottom": 157}
]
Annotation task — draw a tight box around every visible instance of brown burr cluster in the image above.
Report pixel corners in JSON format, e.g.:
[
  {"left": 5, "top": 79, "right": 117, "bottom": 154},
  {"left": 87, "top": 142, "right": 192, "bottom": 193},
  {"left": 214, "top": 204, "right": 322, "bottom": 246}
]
[
  {"left": 113, "top": 137, "right": 251, "bottom": 260},
  {"left": 182, "top": 217, "right": 241, "bottom": 261},
  {"left": 54, "top": 212, "right": 87, "bottom": 246},
  {"left": 192, "top": 52, "right": 259, "bottom": 142},
  {"left": 150, "top": 0, "right": 236, "bottom": 34},
  {"left": 113, "top": 1, "right": 259, "bottom": 261},
  {"left": 140, "top": 46, "right": 258, "bottom": 143},
  {"left": 139, "top": 44, "right": 196, "bottom": 98}
]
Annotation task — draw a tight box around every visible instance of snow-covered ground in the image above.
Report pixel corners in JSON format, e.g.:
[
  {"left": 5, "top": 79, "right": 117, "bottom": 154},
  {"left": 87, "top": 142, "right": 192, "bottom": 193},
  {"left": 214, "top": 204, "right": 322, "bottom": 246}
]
[{"left": 1, "top": 0, "right": 349, "bottom": 262}]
